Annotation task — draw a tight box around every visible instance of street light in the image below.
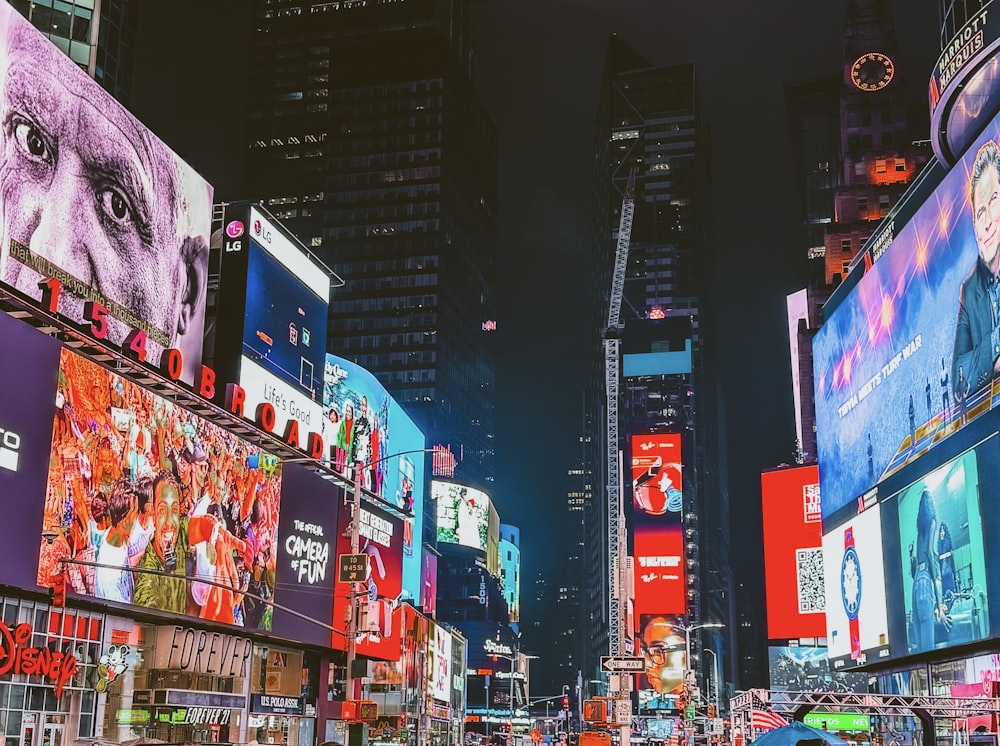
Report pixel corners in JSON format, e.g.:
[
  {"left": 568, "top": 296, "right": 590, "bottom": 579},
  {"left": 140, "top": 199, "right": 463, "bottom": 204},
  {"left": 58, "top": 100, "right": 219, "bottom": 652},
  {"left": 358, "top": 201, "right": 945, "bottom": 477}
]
[
  {"left": 678, "top": 621, "right": 724, "bottom": 674},
  {"left": 702, "top": 648, "right": 719, "bottom": 711},
  {"left": 346, "top": 449, "right": 440, "bottom": 701}
]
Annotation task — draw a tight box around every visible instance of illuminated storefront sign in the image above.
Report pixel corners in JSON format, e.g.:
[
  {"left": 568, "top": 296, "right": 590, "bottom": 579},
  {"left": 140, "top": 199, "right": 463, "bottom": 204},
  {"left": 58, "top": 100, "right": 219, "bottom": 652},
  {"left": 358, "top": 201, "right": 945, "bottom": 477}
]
[
  {"left": 0, "top": 621, "right": 77, "bottom": 698},
  {"left": 153, "top": 626, "right": 253, "bottom": 677}
]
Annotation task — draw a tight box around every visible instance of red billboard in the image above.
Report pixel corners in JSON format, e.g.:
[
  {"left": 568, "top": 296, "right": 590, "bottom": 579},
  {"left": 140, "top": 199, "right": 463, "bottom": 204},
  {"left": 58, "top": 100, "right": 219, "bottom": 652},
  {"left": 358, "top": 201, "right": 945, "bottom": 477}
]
[
  {"left": 332, "top": 499, "right": 404, "bottom": 660},
  {"left": 761, "top": 464, "right": 825, "bottom": 640},
  {"left": 631, "top": 433, "right": 686, "bottom": 623}
]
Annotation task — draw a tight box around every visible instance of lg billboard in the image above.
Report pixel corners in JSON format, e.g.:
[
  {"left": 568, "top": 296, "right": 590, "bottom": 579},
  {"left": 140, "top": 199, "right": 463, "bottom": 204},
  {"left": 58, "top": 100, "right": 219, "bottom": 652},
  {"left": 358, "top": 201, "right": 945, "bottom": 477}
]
[
  {"left": 212, "top": 203, "right": 331, "bottom": 449},
  {"left": 761, "top": 465, "right": 826, "bottom": 640},
  {"left": 814, "top": 107, "right": 1000, "bottom": 522},
  {"left": 0, "top": 4, "right": 213, "bottom": 384}
]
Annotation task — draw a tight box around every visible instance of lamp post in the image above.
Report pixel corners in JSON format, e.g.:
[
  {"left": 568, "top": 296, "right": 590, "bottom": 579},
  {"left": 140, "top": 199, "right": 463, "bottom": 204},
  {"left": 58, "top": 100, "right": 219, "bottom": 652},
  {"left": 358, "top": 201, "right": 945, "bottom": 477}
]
[
  {"left": 675, "top": 621, "right": 724, "bottom": 706},
  {"left": 345, "top": 448, "right": 440, "bottom": 715},
  {"left": 702, "top": 648, "right": 719, "bottom": 711}
]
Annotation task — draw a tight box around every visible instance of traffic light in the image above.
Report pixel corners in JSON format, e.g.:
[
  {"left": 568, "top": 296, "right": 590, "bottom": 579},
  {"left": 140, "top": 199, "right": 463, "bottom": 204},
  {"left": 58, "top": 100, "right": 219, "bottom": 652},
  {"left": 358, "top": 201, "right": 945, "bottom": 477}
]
[
  {"left": 562, "top": 696, "right": 569, "bottom": 710},
  {"left": 708, "top": 704, "right": 716, "bottom": 718},
  {"left": 51, "top": 568, "right": 66, "bottom": 608},
  {"left": 582, "top": 699, "right": 608, "bottom": 724}
]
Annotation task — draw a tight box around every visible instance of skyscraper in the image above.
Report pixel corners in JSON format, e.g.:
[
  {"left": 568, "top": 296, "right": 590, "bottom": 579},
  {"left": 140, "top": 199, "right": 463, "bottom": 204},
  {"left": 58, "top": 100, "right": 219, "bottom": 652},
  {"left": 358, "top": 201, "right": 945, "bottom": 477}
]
[
  {"left": 8, "top": 0, "right": 137, "bottom": 105},
  {"left": 582, "top": 35, "right": 727, "bottom": 698},
  {"left": 244, "top": 0, "right": 498, "bottom": 490}
]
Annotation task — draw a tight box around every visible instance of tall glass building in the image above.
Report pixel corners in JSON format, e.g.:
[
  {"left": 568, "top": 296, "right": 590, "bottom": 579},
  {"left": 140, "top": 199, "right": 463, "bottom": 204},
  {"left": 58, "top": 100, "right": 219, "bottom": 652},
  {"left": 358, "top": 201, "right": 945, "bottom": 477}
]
[
  {"left": 244, "top": 0, "right": 497, "bottom": 490},
  {"left": 7, "top": 0, "right": 136, "bottom": 105}
]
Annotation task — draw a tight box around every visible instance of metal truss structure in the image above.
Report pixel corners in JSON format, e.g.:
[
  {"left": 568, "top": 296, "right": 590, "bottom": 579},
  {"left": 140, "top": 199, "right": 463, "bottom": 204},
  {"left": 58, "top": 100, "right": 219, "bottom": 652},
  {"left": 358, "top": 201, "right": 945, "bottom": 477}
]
[{"left": 731, "top": 689, "right": 1000, "bottom": 746}]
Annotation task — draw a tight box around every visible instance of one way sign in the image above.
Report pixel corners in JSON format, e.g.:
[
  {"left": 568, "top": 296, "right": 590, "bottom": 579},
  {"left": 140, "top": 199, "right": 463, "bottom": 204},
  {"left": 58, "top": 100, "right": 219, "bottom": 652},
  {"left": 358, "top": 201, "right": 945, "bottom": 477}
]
[{"left": 601, "top": 656, "right": 645, "bottom": 672}]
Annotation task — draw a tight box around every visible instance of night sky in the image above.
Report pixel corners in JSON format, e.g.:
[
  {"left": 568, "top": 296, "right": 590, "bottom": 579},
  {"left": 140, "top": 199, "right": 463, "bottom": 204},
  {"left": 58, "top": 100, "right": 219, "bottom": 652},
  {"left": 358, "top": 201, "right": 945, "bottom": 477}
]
[{"left": 130, "top": 0, "right": 942, "bottom": 615}]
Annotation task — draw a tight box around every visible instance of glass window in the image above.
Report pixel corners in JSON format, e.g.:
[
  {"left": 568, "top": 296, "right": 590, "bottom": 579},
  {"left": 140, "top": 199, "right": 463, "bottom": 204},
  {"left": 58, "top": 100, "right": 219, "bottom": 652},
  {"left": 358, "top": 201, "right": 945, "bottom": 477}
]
[{"left": 51, "top": 0, "right": 72, "bottom": 36}]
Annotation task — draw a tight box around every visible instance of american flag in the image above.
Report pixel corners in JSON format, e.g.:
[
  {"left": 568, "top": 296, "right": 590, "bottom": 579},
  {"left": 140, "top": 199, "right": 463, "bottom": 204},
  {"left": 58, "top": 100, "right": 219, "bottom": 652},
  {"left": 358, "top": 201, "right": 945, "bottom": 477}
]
[{"left": 751, "top": 710, "right": 788, "bottom": 732}]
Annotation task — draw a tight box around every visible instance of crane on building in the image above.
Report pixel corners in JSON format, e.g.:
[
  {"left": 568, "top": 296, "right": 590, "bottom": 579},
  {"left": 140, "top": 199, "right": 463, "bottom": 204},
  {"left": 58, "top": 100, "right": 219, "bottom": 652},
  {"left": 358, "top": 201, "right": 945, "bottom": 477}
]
[{"left": 606, "top": 165, "right": 636, "bottom": 658}]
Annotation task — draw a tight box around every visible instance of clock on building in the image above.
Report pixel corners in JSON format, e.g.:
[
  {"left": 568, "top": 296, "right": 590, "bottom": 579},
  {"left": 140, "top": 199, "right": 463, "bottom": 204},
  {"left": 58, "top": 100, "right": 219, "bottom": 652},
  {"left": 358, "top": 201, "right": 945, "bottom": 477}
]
[{"left": 851, "top": 52, "right": 894, "bottom": 91}]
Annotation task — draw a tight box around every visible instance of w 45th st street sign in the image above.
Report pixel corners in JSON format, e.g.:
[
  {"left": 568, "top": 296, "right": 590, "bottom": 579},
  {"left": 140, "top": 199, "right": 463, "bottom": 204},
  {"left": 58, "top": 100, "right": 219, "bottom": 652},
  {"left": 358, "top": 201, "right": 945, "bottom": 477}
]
[{"left": 601, "top": 656, "right": 645, "bottom": 672}]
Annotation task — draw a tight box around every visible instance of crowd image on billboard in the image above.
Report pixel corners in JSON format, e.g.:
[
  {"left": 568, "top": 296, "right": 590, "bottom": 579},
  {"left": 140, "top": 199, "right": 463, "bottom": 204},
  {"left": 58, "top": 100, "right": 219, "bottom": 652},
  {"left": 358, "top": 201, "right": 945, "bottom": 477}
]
[
  {"left": 813, "top": 109, "right": 1000, "bottom": 520},
  {"left": 767, "top": 647, "right": 866, "bottom": 693},
  {"left": 0, "top": 5, "right": 213, "bottom": 385},
  {"left": 894, "top": 448, "right": 989, "bottom": 656},
  {"left": 37, "top": 350, "right": 282, "bottom": 629}
]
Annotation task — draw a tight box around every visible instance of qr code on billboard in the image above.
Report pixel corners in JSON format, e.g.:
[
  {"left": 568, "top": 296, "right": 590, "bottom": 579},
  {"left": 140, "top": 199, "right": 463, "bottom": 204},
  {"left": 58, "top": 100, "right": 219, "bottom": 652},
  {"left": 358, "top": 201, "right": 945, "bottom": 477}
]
[{"left": 796, "top": 547, "right": 825, "bottom": 614}]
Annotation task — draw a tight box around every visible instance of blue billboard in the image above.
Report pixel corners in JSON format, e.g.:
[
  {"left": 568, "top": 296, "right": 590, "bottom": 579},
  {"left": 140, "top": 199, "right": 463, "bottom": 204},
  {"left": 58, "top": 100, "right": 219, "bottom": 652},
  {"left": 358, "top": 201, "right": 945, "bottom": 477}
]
[
  {"left": 814, "top": 109, "right": 1000, "bottom": 521},
  {"left": 323, "top": 355, "right": 425, "bottom": 603}
]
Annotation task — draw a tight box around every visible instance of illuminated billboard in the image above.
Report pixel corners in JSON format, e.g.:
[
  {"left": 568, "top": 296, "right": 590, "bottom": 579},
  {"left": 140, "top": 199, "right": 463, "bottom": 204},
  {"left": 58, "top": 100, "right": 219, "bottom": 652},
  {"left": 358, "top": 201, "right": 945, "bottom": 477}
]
[
  {"left": 631, "top": 433, "right": 686, "bottom": 620},
  {"left": 767, "top": 646, "right": 867, "bottom": 693},
  {"left": 814, "top": 109, "right": 1000, "bottom": 520},
  {"left": 213, "top": 203, "right": 331, "bottom": 454},
  {"left": 823, "top": 504, "right": 890, "bottom": 668},
  {"left": 0, "top": 312, "right": 61, "bottom": 592},
  {"left": 427, "top": 622, "right": 452, "bottom": 703},
  {"left": 636, "top": 613, "right": 686, "bottom": 712},
  {"left": 272, "top": 464, "right": 339, "bottom": 647},
  {"left": 0, "top": 4, "right": 213, "bottom": 385},
  {"left": 434, "top": 480, "right": 490, "bottom": 553},
  {"left": 499, "top": 525, "right": 520, "bottom": 623},
  {"left": 761, "top": 465, "right": 826, "bottom": 640},
  {"left": 332, "top": 499, "right": 404, "bottom": 660},
  {"left": 38, "top": 349, "right": 282, "bottom": 630},
  {"left": 324, "top": 354, "right": 425, "bottom": 601},
  {"left": 892, "top": 447, "right": 989, "bottom": 657}
]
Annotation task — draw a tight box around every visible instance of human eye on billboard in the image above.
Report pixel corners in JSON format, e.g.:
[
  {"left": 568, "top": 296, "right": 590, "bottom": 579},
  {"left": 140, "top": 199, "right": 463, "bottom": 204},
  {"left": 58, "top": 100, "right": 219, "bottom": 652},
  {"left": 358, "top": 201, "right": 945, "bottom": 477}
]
[
  {"left": 36, "top": 350, "right": 283, "bottom": 630},
  {"left": 894, "top": 446, "right": 989, "bottom": 658},
  {"left": 0, "top": 6, "right": 212, "bottom": 385},
  {"left": 813, "top": 119, "right": 1000, "bottom": 520}
]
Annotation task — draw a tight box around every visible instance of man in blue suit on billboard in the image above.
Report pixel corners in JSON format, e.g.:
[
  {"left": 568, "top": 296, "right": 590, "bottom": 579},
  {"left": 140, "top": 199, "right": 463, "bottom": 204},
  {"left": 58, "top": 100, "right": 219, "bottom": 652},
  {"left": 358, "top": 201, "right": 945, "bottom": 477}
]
[{"left": 953, "top": 140, "right": 1000, "bottom": 397}]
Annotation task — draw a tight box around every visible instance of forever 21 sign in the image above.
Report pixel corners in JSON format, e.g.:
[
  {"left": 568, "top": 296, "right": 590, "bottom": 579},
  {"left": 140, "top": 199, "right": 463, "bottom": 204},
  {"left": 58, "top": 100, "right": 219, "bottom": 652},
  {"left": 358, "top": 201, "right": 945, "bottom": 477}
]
[{"left": 153, "top": 626, "right": 253, "bottom": 678}]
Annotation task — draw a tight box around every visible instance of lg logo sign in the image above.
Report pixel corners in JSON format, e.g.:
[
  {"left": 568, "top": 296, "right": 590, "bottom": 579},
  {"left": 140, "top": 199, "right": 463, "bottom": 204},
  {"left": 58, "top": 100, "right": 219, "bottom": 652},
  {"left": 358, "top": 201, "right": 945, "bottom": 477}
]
[{"left": 0, "top": 427, "right": 21, "bottom": 472}]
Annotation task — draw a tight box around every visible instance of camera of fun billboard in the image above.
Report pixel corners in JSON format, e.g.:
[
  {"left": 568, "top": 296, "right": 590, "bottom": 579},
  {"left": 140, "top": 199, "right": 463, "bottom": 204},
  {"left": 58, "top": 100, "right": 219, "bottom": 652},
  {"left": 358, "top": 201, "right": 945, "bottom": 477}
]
[
  {"left": 0, "top": 4, "right": 213, "bottom": 385},
  {"left": 38, "top": 349, "right": 282, "bottom": 630},
  {"left": 814, "top": 111, "right": 1000, "bottom": 521}
]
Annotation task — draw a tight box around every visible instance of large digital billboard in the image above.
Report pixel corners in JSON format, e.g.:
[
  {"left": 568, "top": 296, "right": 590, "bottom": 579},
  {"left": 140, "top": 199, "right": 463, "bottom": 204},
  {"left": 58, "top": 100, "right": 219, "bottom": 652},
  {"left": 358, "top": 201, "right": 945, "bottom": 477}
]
[
  {"left": 631, "top": 433, "right": 686, "bottom": 620},
  {"left": 38, "top": 349, "right": 282, "bottom": 630},
  {"left": 761, "top": 465, "right": 826, "bottom": 640},
  {"left": 0, "top": 5, "right": 213, "bottom": 385},
  {"left": 636, "top": 613, "right": 686, "bottom": 712},
  {"left": 324, "top": 354, "right": 425, "bottom": 601},
  {"left": 434, "top": 480, "right": 490, "bottom": 553},
  {"left": 0, "top": 312, "right": 61, "bottom": 591},
  {"left": 813, "top": 109, "right": 1000, "bottom": 520},
  {"left": 823, "top": 504, "right": 891, "bottom": 669},
  {"left": 213, "top": 204, "right": 330, "bottom": 452},
  {"left": 272, "top": 464, "right": 339, "bottom": 647},
  {"left": 332, "top": 499, "right": 404, "bottom": 660},
  {"left": 767, "top": 646, "right": 867, "bottom": 693},
  {"left": 893, "top": 447, "right": 989, "bottom": 656},
  {"left": 427, "top": 622, "right": 452, "bottom": 703}
]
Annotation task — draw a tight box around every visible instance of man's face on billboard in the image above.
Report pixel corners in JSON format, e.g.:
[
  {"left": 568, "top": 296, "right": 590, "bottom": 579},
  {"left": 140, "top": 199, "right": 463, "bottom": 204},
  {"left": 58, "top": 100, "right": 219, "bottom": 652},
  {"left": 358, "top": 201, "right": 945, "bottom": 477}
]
[
  {"left": 153, "top": 480, "right": 181, "bottom": 566},
  {"left": 641, "top": 618, "right": 685, "bottom": 694},
  {"left": 973, "top": 162, "right": 1000, "bottom": 276},
  {"left": 0, "top": 15, "right": 208, "bottom": 374}
]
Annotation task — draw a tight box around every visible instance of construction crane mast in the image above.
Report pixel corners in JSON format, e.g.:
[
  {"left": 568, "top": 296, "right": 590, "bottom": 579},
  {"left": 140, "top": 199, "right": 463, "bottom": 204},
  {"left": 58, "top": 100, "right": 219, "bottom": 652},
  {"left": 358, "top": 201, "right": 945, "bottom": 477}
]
[{"left": 606, "top": 166, "right": 636, "bottom": 657}]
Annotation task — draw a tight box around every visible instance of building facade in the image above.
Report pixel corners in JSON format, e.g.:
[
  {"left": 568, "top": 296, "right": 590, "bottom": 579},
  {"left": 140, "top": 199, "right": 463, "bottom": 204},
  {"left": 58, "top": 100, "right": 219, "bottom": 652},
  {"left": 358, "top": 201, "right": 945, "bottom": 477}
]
[{"left": 244, "top": 0, "right": 498, "bottom": 491}]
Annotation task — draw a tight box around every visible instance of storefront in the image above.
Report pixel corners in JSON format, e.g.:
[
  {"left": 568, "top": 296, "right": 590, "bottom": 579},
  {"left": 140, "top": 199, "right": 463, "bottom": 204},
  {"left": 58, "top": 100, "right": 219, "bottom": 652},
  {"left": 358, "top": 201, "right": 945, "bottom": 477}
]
[
  {"left": 246, "top": 644, "right": 319, "bottom": 746},
  {"left": 98, "top": 621, "right": 251, "bottom": 745},
  {"left": 0, "top": 596, "right": 103, "bottom": 746}
]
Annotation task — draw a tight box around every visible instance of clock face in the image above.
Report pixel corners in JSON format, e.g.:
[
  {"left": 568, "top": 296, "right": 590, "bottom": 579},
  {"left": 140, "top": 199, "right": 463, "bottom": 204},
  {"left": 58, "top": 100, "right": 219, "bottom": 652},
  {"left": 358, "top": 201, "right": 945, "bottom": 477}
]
[
  {"left": 851, "top": 52, "right": 895, "bottom": 91},
  {"left": 840, "top": 546, "right": 862, "bottom": 620}
]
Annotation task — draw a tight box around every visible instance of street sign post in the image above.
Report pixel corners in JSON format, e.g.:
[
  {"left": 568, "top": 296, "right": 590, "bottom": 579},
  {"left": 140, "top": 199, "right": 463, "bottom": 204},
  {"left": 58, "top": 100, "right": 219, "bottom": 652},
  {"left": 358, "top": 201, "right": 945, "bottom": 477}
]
[
  {"left": 339, "top": 553, "right": 369, "bottom": 582},
  {"left": 600, "top": 656, "right": 645, "bottom": 672},
  {"left": 615, "top": 699, "right": 632, "bottom": 725}
]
